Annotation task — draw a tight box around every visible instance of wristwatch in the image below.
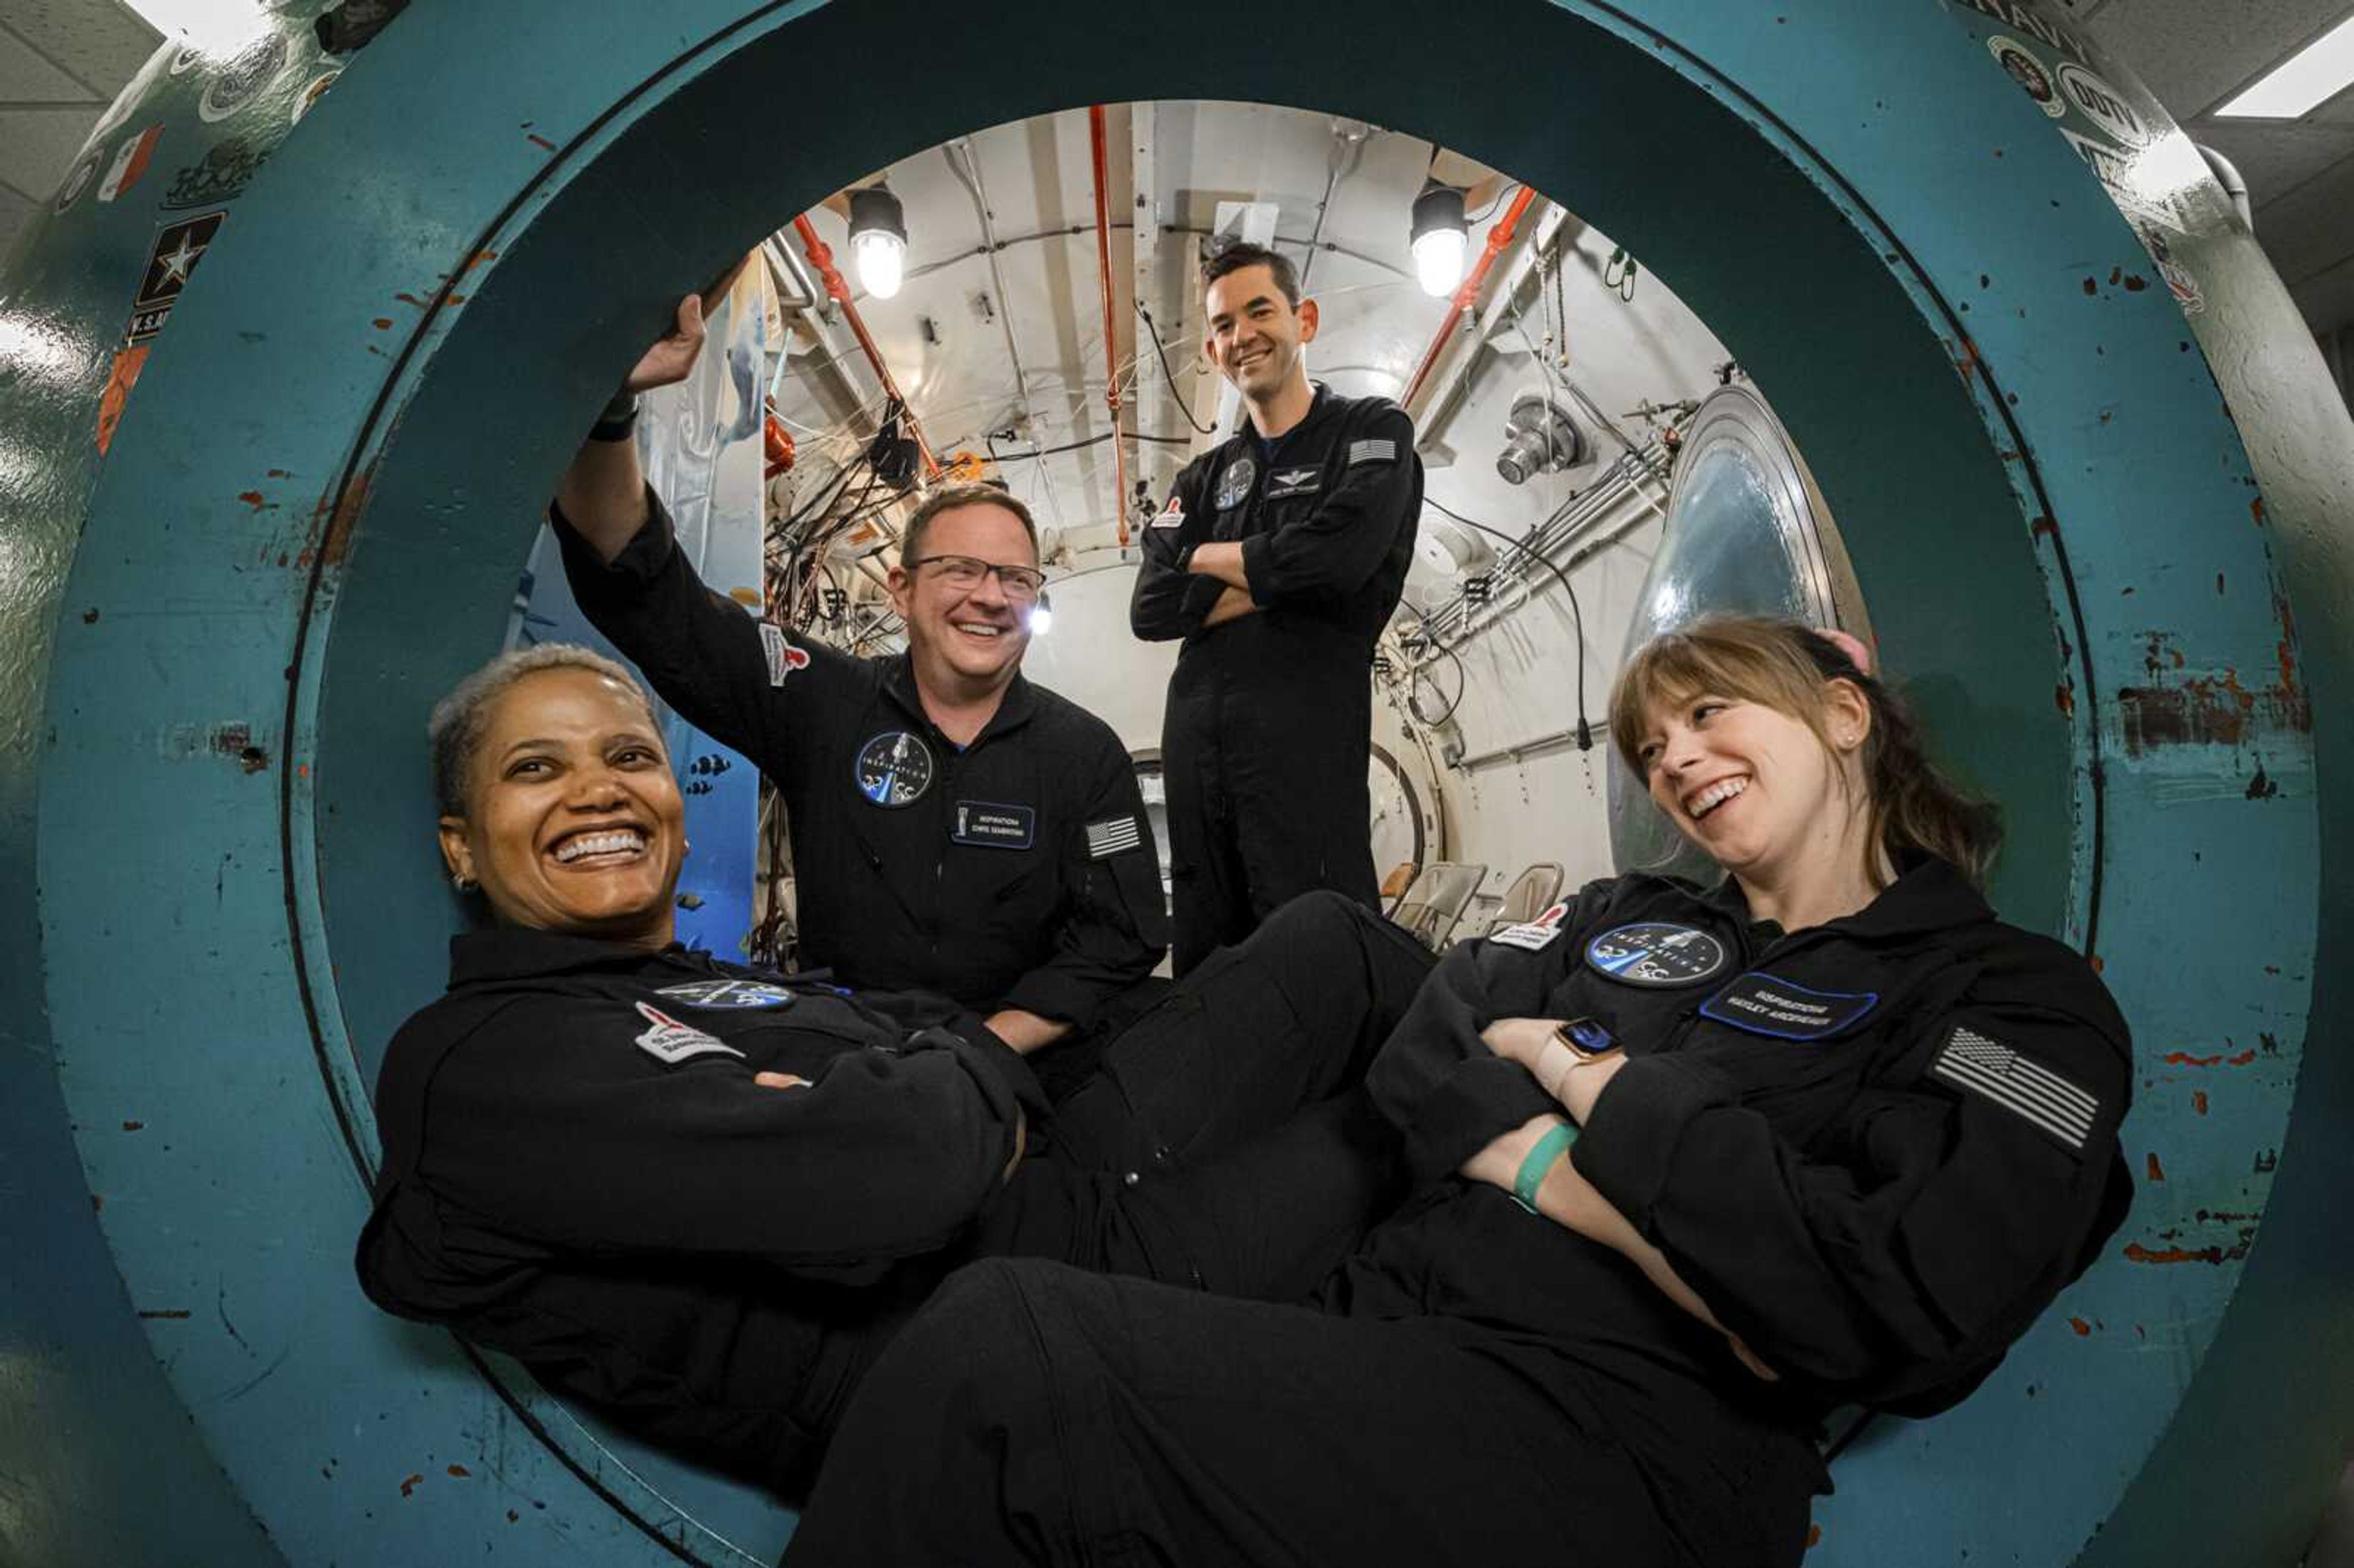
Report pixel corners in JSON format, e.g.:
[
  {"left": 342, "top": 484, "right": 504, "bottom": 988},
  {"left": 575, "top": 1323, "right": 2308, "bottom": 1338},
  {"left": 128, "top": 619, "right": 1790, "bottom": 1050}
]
[{"left": 1552, "top": 1017, "right": 1620, "bottom": 1059}]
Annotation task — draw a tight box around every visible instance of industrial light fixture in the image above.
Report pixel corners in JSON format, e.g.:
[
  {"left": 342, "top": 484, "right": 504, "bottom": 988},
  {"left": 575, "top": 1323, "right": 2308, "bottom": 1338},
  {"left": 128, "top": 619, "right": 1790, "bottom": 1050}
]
[
  {"left": 1409, "top": 185, "right": 1469, "bottom": 299},
  {"left": 2215, "top": 13, "right": 2354, "bottom": 118},
  {"left": 848, "top": 186, "right": 908, "bottom": 300}
]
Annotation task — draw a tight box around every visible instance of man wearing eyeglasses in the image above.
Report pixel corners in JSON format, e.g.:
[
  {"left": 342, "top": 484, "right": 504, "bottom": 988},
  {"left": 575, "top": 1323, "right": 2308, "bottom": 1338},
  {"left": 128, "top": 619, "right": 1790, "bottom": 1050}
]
[{"left": 546, "top": 295, "right": 1168, "bottom": 1065}]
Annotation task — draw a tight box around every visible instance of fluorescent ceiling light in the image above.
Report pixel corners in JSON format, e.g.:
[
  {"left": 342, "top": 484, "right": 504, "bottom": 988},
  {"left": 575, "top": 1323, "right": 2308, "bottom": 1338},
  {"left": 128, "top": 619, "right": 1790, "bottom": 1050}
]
[
  {"left": 117, "top": 0, "right": 270, "bottom": 55},
  {"left": 2215, "top": 12, "right": 2354, "bottom": 119}
]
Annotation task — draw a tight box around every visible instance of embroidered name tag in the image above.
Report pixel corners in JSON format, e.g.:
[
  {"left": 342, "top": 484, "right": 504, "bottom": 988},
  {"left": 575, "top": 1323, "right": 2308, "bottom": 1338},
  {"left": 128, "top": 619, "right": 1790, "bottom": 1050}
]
[
  {"left": 1085, "top": 815, "right": 1143, "bottom": 859},
  {"left": 1265, "top": 464, "right": 1320, "bottom": 500},
  {"left": 655, "top": 978, "right": 794, "bottom": 1011},
  {"left": 633, "top": 1001, "right": 746, "bottom": 1064},
  {"left": 1931, "top": 1023, "right": 2100, "bottom": 1154},
  {"left": 1348, "top": 437, "right": 1397, "bottom": 466},
  {"left": 951, "top": 801, "right": 1035, "bottom": 850},
  {"left": 760, "top": 622, "right": 811, "bottom": 686},
  {"left": 1151, "top": 496, "right": 1186, "bottom": 529},
  {"left": 1488, "top": 900, "right": 1570, "bottom": 952},
  {"left": 1585, "top": 923, "right": 1729, "bottom": 988},
  {"left": 1699, "top": 972, "right": 1880, "bottom": 1041}
]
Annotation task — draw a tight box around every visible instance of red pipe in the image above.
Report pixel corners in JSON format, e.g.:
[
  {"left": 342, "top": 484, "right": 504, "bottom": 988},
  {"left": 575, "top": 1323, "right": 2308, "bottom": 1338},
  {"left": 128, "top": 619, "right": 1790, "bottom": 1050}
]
[
  {"left": 792, "top": 213, "right": 941, "bottom": 482},
  {"left": 1399, "top": 185, "right": 1540, "bottom": 413},
  {"left": 1088, "top": 105, "right": 1131, "bottom": 546}
]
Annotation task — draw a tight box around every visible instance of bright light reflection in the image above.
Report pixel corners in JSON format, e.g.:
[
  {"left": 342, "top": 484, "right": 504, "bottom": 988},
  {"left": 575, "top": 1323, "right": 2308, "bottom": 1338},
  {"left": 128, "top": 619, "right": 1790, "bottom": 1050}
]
[
  {"left": 2124, "top": 134, "right": 2214, "bottom": 207},
  {"left": 2215, "top": 13, "right": 2354, "bottom": 118},
  {"left": 0, "top": 312, "right": 83, "bottom": 390},
  {"left": 1413, "top": 228, "right": 1467, "bottom": 299},
  {"left": 1027, "top": 603, "right": 1053, "bottom": 635},
  {"left": 853, "top": 230, "right": 905, "bottom": 300},
  {"left": 118, "top": 0, "right": 272, "bottom": 56}
]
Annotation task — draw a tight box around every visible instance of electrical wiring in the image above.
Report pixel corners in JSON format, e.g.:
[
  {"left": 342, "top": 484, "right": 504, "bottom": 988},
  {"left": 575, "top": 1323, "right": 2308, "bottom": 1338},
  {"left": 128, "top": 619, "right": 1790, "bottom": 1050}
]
[
  {"left": 1422, "top": 494, "right": 1593, "bottom": 748},
  {"left": 1135, "top": 300, "right": 1216, "bottom": 434},
  {"left": 1401, "top": 634, "right": 1469, "bottom": 728}
]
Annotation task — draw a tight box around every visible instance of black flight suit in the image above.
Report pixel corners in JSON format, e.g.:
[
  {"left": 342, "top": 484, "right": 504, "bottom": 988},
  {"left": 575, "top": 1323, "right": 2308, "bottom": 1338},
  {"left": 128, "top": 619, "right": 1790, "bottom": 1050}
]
[
  {"left": 554, "top": 493, "right": 1167, "bottom": 1040},
  {"left": 353, "top": 892, "right": 1433, "bottom": 1497},
  {"left": 1131, "top": 384, "right": 1422, "bottom": 973},
  {"left": 783, "top": 857, "right": 2135, "bottom": 1567}
]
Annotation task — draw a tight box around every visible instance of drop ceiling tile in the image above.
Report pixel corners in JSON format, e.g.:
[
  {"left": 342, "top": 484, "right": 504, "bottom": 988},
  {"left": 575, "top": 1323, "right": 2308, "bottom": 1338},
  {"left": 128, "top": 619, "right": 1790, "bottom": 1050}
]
[
  {"left": 0, "top": 2, "right": 159, "bottom": 97},
  {"left": 2077, "top": 0, "right": 2352, "bottom": 120},
  {"left": 2246, "top": 143, "right": 2354, "bottom": 282},
  {"left": 2195, "top": 120, "right": 2354, "bottom": 203},
  {"left": 0, "top": 26, "right": 100, "bottom": 101},
  {"left": 0, "top": 180, "right": 34, "bottom": 265},
  {"left": 2288, "top": 248, "right": 2354, "bottom": 336}
]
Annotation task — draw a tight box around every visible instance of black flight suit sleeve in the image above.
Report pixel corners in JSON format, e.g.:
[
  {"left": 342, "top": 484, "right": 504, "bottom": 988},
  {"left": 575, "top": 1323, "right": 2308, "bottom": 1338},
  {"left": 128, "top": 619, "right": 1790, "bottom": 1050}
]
[
  {"left": 1571, "top": 957, "right": 2135, "bottom": 1411},
  {"left": 1368, "top": 880, "right": 1610, "bottom": 1186},
  {"left": 1240, "top": 405, "right": 1418, "bottom": 607},
  {"left": 551, "top": 488, "right": 843, "bottom": 771},
  {"left": 996, "top": 735, "right": 1171, "bottom": 1027},
  {"left": 417, "top": 1018, "right": 1032, "bottom": 1269},
  {"left": 1130, "top": 461, "right": 1224, "bottom": 640}
]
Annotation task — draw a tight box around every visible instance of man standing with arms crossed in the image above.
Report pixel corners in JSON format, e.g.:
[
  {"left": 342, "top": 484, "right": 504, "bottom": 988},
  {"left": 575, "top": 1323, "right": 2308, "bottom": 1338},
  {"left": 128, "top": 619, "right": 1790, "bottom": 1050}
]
[
  {"left": 1132, "top": 242, "right": 1423, "bottom": 973},
  {"left": 553, "top": 294, "right": 1167, "bottom": 1062}
]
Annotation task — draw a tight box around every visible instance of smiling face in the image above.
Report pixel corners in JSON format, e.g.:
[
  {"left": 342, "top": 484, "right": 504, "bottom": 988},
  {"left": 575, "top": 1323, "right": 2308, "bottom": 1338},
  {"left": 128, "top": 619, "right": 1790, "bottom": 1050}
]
[
  {"left": 438, "top": 666, "right": 684, "bottom": 946},
  {"left": 1636, "top": 683, "right": 1873, "bottom": 884},
  {"left": 888, "top": 500, "right": 1038, "bottom": 696},
  {"left": 1203, "top": 262, "right": 1319, "bottom": 403}
]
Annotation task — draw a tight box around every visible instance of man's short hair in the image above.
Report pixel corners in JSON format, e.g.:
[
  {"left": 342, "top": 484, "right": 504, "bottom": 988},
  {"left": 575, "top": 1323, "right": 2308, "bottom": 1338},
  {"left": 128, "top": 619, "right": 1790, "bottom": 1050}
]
[
  {"left": 1201, "top": 240, "right": 1301, "bottom": 308},
  {"left": 902, "top": 481, "right": 1040, "bottom": 566}
]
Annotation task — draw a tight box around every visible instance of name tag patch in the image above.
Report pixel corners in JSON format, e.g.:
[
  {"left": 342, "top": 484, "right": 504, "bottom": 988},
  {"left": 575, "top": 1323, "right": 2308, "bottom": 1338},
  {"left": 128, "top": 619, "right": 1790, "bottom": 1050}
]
[
  {"left": 1488, "top": 900, "right": 1571, "bottom": 952},
  {"left": 1085, "top": 815, "right": 1143, "bottom": 859},
  {"left": 952, "top": 801, "right": 1035, "bottom": 850},
  {"left": 1699, "top": 972, "right": 1880, "bottom": 1041},
  {"left": 633, "top": 1001, "right": 746, "bottom": 1064},
  {"left": 1151, "top": 496, "right": 1186, "bottom": 530},
  {"left": 1213, "top": 457, "right": 1256, "bottom": 511},
  {"left": 760, "top": 621, "right": 812, "bottom": 686},
  {"left": 1265, "top": 464, "right": 1320, "bottom": 500},
  {"left": 1585, "top": 923, "right": 1729, "bottom": 988},
  {"left": 655, "top": 978, "right": 795, "bottom": 1011},
  {"left": 1347, "top": 437, "right": 1397, "bottom": 466}
]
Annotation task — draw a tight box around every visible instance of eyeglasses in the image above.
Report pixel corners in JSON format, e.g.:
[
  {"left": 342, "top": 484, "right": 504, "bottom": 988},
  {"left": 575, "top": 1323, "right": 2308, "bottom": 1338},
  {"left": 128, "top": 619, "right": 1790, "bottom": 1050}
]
[{"left": 908, "top": 554, "right": 1046, "bottom": 600}]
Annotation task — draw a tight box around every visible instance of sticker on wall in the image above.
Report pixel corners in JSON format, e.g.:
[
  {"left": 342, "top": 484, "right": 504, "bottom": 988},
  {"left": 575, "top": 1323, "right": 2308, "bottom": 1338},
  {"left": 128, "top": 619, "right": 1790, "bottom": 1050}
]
[
  {"left": 291, "top": 69, "right": 340, "bottom": 126},
  {"left": 198, "top": 31, "right": 291, "bottom": 123},
  {"left": 125, "top": 210, "right": 227, "bottom": 344},
  {"left": 2060, "top": 129, "right": 2190, "bottom": 235},
  {"left": 2057, "top": 62, "right": 2149, "bottom": 146},
  {"left": 95, "top": 344, "right": 150, "bottom": 455},
  {"left": 1987, "top": 37, "right": 2065, "bottom": 117},
  {"left": 97, "top": 126, "right": 166, "bottom": 203},
  {"left": 161, "top": 139, "right": 270, "bottom": 211},
  {"left": 170, "top": 41, "right": 203, "bottom": 74},
  {"left": 52, "top": 145, "right": 103, "bottom": 214},
  {"left": 2138, "top": 227, "right": 2207, "bottom": 317}
]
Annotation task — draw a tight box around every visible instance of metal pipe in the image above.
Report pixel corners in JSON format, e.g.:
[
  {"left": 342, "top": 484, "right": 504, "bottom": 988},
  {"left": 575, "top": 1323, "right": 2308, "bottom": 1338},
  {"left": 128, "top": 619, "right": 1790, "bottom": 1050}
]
[
  {"left": 1089, "top": 105, "right": 1132, "bottom": 547},
  {"left": 942, "top": 135, "right": 1067, "bottom": 531},
  {"left": 1400, "top": 185, "right": 1539, "bottom": 413},
  {"left": 1445, "top": 720, "right": 1590, "bottom": 773},
  {"left": 1129, "top": 102, "right": 1162, "bottom": 503},
  {"left": 1415, "top": 202, "right": 1566, "bottom": 446},
  {"left": 790, "top": 213, "right": 941, "bottom": 481}
]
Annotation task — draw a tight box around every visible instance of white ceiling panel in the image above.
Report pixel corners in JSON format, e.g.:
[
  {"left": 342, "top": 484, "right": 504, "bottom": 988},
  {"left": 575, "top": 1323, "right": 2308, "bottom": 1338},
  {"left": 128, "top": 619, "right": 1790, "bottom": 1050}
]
[
  {"left": 0, "top": 25, "right": 101, "bottom": 101},
  {"left": 0, "top": 104, "right": 107, "bottom": 198},
  {"left": 0, "top": 2, "right": 158, "bottom": 93},
  {"left": 0, "top": 180, "right": 34, "bottom": 259}
]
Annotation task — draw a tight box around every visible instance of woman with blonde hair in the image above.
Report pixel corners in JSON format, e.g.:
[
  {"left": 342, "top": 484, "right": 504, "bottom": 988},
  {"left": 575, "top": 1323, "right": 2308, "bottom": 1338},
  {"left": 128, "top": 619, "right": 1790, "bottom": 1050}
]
[{"left": 786, "top": 615, "right": 2135, "bottom": 1568}]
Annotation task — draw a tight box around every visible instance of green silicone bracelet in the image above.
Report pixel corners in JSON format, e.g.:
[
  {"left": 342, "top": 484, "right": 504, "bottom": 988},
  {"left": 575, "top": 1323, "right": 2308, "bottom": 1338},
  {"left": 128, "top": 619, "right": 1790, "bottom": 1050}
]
[{"left": 1512, "top": 1122, "right": 1578, "bottom": 1214}]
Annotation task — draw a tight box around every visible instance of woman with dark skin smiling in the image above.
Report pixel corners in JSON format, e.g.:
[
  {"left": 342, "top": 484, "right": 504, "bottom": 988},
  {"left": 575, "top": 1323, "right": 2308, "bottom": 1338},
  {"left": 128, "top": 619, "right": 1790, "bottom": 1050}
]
[
  {"left": 783, "top": 616, "right": 2138, "bottom": 1568},
  {"left": 356, "top": 645, "right": 1434, "bottom": 1495}
]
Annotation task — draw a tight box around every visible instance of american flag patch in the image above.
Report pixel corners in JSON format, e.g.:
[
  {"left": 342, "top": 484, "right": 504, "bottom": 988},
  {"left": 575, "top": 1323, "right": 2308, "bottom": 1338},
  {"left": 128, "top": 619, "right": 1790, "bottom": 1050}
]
[
  {"left": 1932, "top": 1024, "right": 2099, "bottom": 1152},
  {"left": 1347, "top": 438, "right": 1397, "bottom": 466},
  {"left": 1085, "top": 815, "right": 1143, "bottom": 859}
]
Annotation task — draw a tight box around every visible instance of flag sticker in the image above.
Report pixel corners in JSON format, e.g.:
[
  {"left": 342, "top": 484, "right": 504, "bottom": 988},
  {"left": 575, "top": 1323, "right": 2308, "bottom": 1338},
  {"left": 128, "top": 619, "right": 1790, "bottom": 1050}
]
[
  {"left": 1085, "top": 816, "right": 1143, "bottom": 859},
  {"left": 1347, "top": 438, "right": 1397, "bottom": 466},
  {"left": 1932, "top": 1024, "right": 2098, "bottom": 1152}
]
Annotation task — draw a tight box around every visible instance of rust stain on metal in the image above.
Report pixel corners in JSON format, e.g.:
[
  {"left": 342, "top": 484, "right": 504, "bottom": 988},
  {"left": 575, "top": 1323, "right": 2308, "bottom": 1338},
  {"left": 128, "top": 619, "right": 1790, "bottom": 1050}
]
[
  {"left": 2122, "top": 273, "right": 2148, "bottom": 292},
  {"left": 394, "top": 291, "right": 427, "bottom": 308},
  {"left": 81, "top": 607, "right": 99, "bottom": 624},
  {"left": 463, "top": 248, "right": 499, "bottom": 272},
  {"left": 2251, "top": 497, "right": 2266, "bottom": 527},
  {"left": 446, "top": 1463, "right": 471, "bottom": 1478},
  {"left": 2055, "top": 683, "right": 2075, "bottom": 716},
  {"left": 122, "top": 1120, "right": 143, "bottom": 1132},
  {"left": 371, "top": 317, "right": 392, "bottom": 330},
  {"left": 2117, "top": 667, "right": 2310, "bottom": 755},
  {"left": 2161, "top": 1049, "right": 2257, "bottom": 1068},
  {"left": 298, "top": 459, "right": 378, "bottom": 571},
  {"left": 2146, "top": 1152, "right": 2165, "bottom": 1182},
  {"left": 1805, "top": 1524, "right": 1823, "bottom": 1549},
  {"left": 399, "top": 1472, "right": 425, "bottom": 1499},
  {"left": 2192, "top": 1090, "right": 2209, "bottom": 1114},
  {"left": 2124, "top": 1238, "right": 2251, "bottom": 1266},
  {"left": 237, "top": 491, "right": 266, "bottom": 511},
  {"left": 527, "top": 132, "right": 556, "bottom": 151},
  {"left": 448, "top": 292, "right": 468, "bottom": 305},
  {"left": 2029, "top": 514, "right": 2056, "bottom": 539},
  {"left": 2068, "top": 1316, "right": 2093, "bottom": 1336}
]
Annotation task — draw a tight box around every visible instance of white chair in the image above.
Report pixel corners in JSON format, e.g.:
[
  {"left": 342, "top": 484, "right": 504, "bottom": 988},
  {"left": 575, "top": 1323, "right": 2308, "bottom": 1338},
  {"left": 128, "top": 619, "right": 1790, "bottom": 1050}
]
[{"left": 1390, "top": 861, "right": 1488, "bottom": 951}]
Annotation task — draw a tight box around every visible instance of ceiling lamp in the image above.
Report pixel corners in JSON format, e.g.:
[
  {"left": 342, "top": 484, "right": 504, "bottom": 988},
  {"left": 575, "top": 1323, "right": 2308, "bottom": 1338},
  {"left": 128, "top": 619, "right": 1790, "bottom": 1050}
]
[
  {"left": 848, "top": 186, "right": 908, "bottom": 300},
  {"left": 1409, "top": 185, "right": 1469, "bottom": 299}
]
